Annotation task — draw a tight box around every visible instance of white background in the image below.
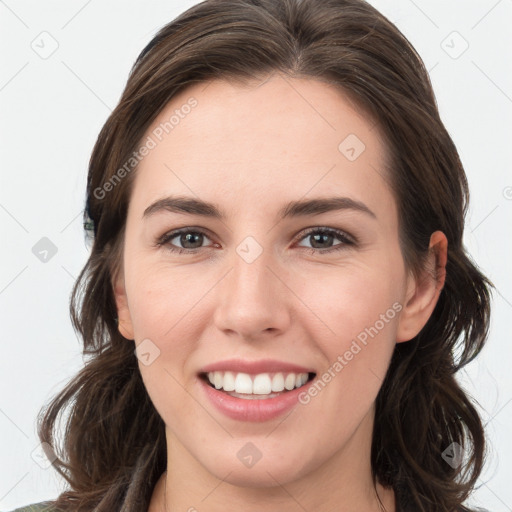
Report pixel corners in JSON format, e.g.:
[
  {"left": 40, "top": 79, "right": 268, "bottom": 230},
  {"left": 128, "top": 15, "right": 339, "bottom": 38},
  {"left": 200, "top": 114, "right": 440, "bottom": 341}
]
[{"left": 0, "top": 0, "right": 511, "bottom": 510}]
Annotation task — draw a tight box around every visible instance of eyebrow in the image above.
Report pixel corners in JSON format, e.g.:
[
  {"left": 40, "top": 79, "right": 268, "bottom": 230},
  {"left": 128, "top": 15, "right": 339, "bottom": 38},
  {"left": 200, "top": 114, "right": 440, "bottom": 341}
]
[{"left": 142, "top": 195, "right": 377, "bottom": 221}]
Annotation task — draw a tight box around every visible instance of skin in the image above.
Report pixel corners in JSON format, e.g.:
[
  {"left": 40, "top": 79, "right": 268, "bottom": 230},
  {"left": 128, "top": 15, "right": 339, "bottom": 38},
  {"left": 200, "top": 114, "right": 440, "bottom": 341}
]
[{"left": 112, "top": 73, "right": 447, "bottom": 512}]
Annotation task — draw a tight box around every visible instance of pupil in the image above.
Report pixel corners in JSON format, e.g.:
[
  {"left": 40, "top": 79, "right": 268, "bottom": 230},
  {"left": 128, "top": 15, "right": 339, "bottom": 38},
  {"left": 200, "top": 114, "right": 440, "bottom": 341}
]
[
  {"left": 311, "top": 233, "right": 332, "bottom": 248},
  {"left": 182, "top": 233, "right": 202, "bottom": 248}
]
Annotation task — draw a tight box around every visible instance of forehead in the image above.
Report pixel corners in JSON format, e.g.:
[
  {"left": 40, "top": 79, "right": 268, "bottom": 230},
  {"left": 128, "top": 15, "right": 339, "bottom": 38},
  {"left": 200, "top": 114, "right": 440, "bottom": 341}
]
[{"left": 130, "top": 74, "right": 394, "bottom": 222}]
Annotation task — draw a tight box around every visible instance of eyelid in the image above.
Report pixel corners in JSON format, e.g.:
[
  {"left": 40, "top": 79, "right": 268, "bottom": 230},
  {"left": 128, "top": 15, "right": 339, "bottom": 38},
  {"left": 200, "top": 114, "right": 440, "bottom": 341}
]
[
  {"left": 155, "top": 225, "right": 357, "bottom": 254},
  {"left": 294, "top": 226, "right": 357, "bottom": 246},
  {"left": 154, "top": 226, "right": 216, "bottom": 249},
  {"left": 155, "top": 223, "right": 212, "bottom": 239}
]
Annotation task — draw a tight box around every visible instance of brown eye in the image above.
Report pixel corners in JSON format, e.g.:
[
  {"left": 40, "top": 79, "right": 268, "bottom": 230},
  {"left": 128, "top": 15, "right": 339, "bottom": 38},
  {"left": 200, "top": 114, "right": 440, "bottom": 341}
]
[
  {"left": 296, "top": 228, "right": 355, "bottom": 254},
  {"left": 175, "top": 232, "right": 205, "bottom": 249},
  {"left": 157, "top": 229, "right": 214, "bottom": 254},
  {"left": 156, "top": 226, "right": 355, "bottom": 255}
]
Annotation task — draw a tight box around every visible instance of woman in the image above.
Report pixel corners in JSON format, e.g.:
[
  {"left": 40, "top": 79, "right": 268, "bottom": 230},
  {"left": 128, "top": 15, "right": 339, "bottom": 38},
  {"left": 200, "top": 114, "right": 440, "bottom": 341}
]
[{"left": 11, "top": 0, "right": 493, "bottom": 510}]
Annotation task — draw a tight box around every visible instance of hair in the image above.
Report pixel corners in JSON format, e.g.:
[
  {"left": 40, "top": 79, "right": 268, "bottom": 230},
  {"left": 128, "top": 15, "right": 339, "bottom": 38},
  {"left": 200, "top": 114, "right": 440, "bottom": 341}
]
[{"left": 36, "top": 0, "right": 493, "bottom": 511}]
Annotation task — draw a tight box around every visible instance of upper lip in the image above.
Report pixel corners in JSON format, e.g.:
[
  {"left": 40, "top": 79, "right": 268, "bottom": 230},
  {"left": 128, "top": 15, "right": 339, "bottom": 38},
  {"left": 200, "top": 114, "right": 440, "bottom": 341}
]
[{"left": 199, "top": 358, "right": 315, "bottom": 375}]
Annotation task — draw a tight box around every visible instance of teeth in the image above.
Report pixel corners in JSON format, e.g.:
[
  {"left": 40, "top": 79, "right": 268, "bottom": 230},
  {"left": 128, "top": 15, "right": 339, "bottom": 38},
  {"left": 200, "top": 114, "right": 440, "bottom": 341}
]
[
  {"left": 253, "top": 374, "right": 272, "bottom": 394},
  {"left": 206, "top": 371, "right": 310, "bottom": 395},
  {"left": 271, "top": 373, "right": 285, "bottom": 392},
  {"left": 214, "top": 371, "right": 223, "bottom": 390},
  {"left": 223, "top": 371, "right": 236, "bottom": 391},
  {"left": 284, "top": 373, "right": 296, "bottom": 391},
  {"left": 234, "top": 373, "right": 253, "bottom": 394}
]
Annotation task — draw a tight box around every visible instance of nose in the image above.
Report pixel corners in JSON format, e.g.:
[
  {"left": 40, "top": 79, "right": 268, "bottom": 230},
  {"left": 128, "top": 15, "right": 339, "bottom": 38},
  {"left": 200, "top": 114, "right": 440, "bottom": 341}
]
[{"left": 212, "top": 243, "right": 292, "bottom": 341}]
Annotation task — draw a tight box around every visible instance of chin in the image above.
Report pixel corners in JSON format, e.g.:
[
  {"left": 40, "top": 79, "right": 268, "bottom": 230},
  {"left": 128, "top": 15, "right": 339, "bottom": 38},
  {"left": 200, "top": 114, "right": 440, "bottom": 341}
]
[
  {"left": 197, "top": 443, "right": 317, "bottom": 489},
  {"left": 210, "top": 463, "right": 301, "bottom": 489}
]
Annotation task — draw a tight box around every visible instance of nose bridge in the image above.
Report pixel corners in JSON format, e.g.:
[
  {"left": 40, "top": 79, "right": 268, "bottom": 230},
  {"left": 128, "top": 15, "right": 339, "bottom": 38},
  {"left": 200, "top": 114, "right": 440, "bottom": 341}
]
[{"left": 213, "top": 235, "right": 290, "bottom": 338}]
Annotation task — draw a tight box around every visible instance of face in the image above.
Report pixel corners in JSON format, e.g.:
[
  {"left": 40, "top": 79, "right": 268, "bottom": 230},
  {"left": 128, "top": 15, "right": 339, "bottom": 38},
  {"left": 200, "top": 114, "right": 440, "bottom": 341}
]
[{"left": 113, "top": 73, "right": 442, "bottom": 489}]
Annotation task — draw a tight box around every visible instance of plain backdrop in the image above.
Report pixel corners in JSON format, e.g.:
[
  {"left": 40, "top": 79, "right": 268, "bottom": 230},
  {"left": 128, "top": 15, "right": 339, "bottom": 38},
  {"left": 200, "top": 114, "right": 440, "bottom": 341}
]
[{"left": 1, "top": 0, "right": 511, "bottom": 510}]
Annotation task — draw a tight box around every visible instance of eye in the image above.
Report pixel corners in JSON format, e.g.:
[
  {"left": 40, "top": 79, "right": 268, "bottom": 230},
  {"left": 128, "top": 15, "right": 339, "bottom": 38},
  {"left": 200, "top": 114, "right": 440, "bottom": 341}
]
[
  {"left": 155, "top": 226, "right": 356, "bottom": 255},
  {"left": 295, "top": 227, "right": 355, "bottom": 254},
  {"left": 156, "top": 228, "right": 216, "bottom": 254}
]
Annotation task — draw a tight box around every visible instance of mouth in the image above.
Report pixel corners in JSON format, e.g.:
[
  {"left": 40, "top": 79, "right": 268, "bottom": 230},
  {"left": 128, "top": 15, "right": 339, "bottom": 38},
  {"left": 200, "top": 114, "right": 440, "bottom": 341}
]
[{"left": 199, "top": 371, "right": 317, "bottom": 400}]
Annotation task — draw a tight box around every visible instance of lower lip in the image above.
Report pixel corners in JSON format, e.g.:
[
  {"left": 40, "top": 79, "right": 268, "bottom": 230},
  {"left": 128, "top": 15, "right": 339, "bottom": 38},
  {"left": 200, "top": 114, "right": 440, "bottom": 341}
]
[{"left": 199, "top": 377, "right": 311, "bottom": 422}]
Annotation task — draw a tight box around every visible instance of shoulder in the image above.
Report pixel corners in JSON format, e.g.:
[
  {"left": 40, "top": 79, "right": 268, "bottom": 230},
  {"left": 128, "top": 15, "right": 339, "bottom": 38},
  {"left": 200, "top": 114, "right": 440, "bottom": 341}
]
[{"left": 6, "top": 502, "right": 61, "bottom": 512}]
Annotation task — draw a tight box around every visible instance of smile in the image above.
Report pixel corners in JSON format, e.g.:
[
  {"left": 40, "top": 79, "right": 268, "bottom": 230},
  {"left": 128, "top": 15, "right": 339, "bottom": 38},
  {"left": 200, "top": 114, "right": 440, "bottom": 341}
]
[
  {"left": 198, "top": 368, "right": 317, "bottom": 421},
  {"left": 203, "top": 371, "right": 314, "bottom": 399}
]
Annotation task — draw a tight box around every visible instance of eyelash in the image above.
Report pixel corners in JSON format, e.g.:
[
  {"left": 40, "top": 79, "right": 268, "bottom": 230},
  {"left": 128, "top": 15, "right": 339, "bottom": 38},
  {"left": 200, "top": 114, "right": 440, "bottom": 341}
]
[{"left": 155, "top": 227, "right": 356, "bottom": 255}]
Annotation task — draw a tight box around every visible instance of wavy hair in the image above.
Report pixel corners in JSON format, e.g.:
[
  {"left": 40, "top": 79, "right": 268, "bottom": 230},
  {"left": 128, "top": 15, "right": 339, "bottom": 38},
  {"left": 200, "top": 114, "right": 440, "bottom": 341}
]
[{"left": 37, "top": 0, "right": 493, "bottom": 510}]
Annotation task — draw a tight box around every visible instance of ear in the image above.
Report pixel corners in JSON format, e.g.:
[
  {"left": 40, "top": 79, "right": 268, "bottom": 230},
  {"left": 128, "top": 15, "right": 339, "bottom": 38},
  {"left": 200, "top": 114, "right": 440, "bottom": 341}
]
[
  {"left": 396, "top": 231, "right": 448, "bottom": 343},
  {"left": 112, "top": 270, "right": 134, "bottom": 340}
]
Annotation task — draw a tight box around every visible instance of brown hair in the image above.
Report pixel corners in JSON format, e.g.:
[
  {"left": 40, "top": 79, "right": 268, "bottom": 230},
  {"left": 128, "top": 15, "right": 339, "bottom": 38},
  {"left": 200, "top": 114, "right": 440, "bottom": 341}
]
[{"left": 37, "top": 0, "right": 493, "bottom": 510}]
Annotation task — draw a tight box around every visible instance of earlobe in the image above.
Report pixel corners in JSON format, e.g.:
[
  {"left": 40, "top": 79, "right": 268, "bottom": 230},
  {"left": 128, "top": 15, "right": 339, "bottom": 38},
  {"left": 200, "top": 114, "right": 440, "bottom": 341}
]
[
  {"left": 112, "top": 273, "right": 135, "bottom": 340},
  {"left": 396, "top": 231, "right": 448, "bottom": 343}
]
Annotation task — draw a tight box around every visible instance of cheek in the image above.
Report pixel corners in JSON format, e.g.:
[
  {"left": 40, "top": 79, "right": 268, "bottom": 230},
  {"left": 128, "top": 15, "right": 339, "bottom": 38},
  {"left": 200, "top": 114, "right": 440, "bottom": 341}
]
[
  {"left": 126, "top": 246, "right": 405, "bottom": 356},
  {"left": 289, "top": 266, "right": 402, "bottom": 453},
  {"left": 126, "top": 260, "right": 206, "bottom": 338},
  {"left": 295, "top": 258, "right": 404, "bottom": 344},
  {"left": 292, "top": 260, "right": 404, "bottom": 418},
  {"left": 126, "top": 264, "right": 205, "bottom": 422},
  {"left": 124, "top": 262, "right": 209, "bottom": 409}
]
